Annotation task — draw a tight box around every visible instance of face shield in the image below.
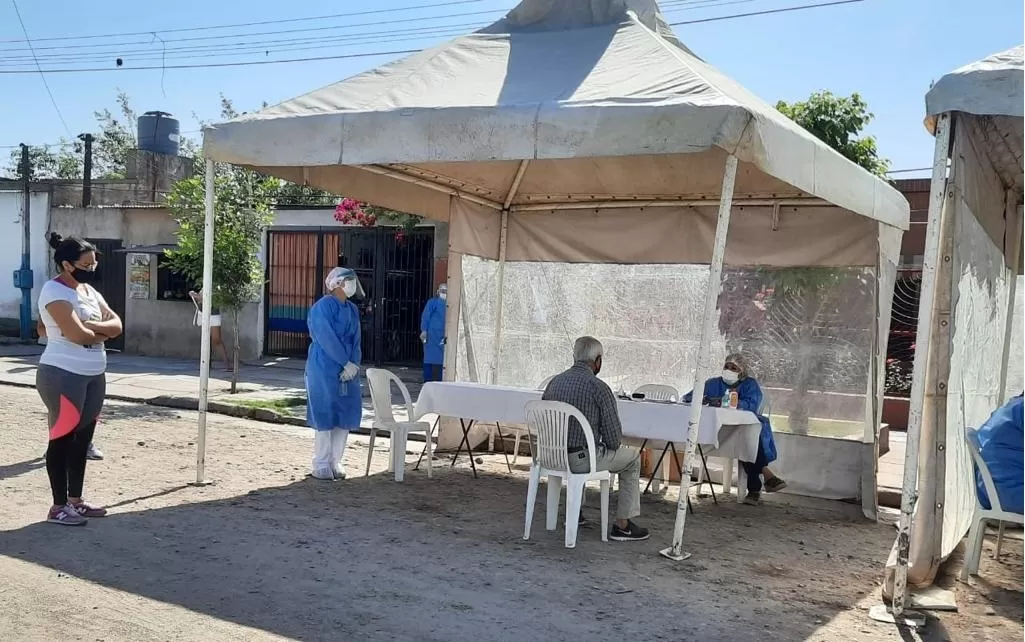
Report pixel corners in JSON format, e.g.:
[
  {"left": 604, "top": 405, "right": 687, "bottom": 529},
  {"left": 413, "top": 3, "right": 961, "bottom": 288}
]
[
  {"left": 325, "top": 267, "right": 366, "bottom": 300},
  {"left": 438, "top": 284, "right": 448, "bottom": 300}
]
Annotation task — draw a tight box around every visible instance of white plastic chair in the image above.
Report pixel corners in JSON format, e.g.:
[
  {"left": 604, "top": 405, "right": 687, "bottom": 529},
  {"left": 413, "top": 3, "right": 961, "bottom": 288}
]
[
  {"left": 633, "top": 383, "right": 679, "bottom": 402},
  {"left": 523, "top": 400, "right": 610, "bottom": 548},
  {"left": 365, "top": 368, "right": 433, "bottom": 482},
  {"left": 961, "top": 428, "right": 1024, "bottom": 578}
]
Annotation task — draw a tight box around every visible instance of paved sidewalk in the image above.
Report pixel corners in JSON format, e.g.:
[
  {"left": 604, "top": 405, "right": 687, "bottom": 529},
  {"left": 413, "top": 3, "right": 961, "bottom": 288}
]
[{"left": 0, "top": 344, "right": 423, "bottom": 427}]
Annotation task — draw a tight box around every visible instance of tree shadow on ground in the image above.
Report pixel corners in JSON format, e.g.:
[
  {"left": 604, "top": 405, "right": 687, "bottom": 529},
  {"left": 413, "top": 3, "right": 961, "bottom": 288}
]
[{"left": 0, "top": 465, "right": 900, "bottom": 642}]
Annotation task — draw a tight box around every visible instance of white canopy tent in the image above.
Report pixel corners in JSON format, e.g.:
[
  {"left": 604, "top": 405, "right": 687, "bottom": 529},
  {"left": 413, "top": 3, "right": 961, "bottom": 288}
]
[
  {"left": 886, "top": 45, "right": 1023, "bottom": 614},
  {"left": 198, "top": 0, "right": 909, "bottom": 558}
]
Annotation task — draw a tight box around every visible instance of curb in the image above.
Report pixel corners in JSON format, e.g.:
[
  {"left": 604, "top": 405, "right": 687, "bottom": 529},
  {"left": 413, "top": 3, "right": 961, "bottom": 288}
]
[{"left": 0, "top": 379, "right": 425, "bottom": 443}]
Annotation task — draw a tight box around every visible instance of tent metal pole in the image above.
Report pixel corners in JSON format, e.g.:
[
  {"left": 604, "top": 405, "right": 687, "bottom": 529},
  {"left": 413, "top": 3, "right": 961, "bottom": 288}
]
[
  {"left": 195, "top": 158, "right": 216, "bottom": 486},
  {"left": 490, "top": 160, "right": 528, "bottom": 385},
  {"left": 359, "top": 164, "right": 503, "bottom": 211},
  {"left": 491, "top": 210, "right": 509, "bottom": 385},
  {"left": 511, "top": 197, "right": 828, "bottom": 212},
  {"left": 997, "top": 192, "right": 1022, "bottom": 405},
  {"left": 892, "top": 112, "right": 951, "bottom": 614},
  {"left": 661, "top": 153, "right": 737, "bottom": 562}
]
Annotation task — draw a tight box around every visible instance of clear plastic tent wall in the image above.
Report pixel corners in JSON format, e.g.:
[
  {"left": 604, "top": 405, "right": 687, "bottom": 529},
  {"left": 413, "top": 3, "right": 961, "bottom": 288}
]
[{"left": 453, "top": 256, "right": 888, "bottom": 501}]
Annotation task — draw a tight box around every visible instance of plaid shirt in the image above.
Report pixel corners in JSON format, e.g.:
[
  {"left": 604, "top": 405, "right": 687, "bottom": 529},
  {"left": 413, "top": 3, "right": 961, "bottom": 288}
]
[{"left": 541, "top": 363, "right": 623, "bottom": 451}]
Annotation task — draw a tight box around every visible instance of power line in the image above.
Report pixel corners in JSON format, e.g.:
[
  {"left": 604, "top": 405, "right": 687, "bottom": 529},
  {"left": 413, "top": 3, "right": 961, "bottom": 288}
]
[
  {"left": 0, "top": 0, "right": 488, "bottom": 43},
  {"left": 0, "top": 0, "right": 867, "bottom": 75},
  {"left": 9, "top": 0, "right": 71, "bottom": 135},
  {"left": 0, "top": 7, "right": 508, "bottom": 53},
  {"left": 668, "top": 0, "right": 864, "bottom": 25},
  {"left": 0, "top": 23, "right": 481, "bottom": 65}
]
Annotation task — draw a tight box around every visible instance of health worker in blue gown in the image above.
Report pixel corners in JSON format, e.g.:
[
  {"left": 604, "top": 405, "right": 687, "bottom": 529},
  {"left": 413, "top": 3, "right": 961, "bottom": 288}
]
[
  {"left": 683, "top": 352, "right": 787, "bottom": 504},
  {"left": 305, "top": 267, "right": 364, "bottom": 481},
  {"left": 420, "top": 283, "right": 447, "bottom": 382}
]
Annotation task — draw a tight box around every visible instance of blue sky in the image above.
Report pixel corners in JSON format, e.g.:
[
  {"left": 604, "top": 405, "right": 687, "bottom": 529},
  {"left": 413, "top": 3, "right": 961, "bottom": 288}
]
[{"left": 0, "top": 0, "right": 1021, "bottom": 173}]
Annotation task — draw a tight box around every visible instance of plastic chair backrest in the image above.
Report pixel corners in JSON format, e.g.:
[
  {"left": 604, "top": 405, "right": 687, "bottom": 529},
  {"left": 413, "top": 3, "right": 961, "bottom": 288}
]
[
  {"left": 966, "top": 428, "right": 1004, "bottom": 513},
  {"left": 758, "top": 388, "right": 772, "bottom": 416},
  {"left": 366, "top": 368, "right": 414, "bottom": 424},
  {"left": 634, "top": 384, "right": 679, "bottom": 402},
  {"left": 525, "top": 400, "right": 598, "bottom": 474},
  {"left": 537, "top": 374, "right": 557, "bottom": 391}
]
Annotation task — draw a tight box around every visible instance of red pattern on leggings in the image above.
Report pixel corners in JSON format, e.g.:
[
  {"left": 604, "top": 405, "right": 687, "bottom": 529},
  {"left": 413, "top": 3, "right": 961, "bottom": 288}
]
[{"left": 49, "top": 395, "right": 81, "bottom": 440}]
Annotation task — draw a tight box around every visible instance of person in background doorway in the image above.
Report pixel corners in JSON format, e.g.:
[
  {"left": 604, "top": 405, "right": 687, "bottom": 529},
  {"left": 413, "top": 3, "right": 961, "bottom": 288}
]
[
  {"left": 684, "top": 352, "right": 786, "bottom": 505},
  {"left": 37, "top": 234, "right": 122, "bottom": 525},
  {"left": 305, "top": 267, "right": 364, "bottom": 480},
  {"left": 188, "top": 289, "right": 232, "bottom": 372},
  {"left": 420, "top": 283, "right": 447, "bottom": 382},
  {"left": 38, "top": 306, "right": 105, "bottom": 461}
]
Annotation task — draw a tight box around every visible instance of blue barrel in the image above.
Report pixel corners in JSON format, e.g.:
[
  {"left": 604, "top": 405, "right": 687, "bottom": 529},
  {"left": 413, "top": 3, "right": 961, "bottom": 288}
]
[{"left": 137, "top": 111, "right": 180, "bottom": 156}]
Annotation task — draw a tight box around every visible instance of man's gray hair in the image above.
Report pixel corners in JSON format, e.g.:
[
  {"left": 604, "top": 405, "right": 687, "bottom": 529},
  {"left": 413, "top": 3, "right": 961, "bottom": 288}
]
[{"left": 573, "top": 336, "right": 603, "bottom": 363}]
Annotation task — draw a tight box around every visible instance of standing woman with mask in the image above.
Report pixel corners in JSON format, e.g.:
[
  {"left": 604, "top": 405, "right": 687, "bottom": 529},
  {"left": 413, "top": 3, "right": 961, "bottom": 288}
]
[
  {"left": 305, "top": 267, "right": 364, "bottom": 480},
  {"left": 684, "top": 352, "right": 786, "bottom": 505},
  {"left": 420, "top": 284, "right": 447, "bottom": 382},
  {"left": 37, "top": 234, "right": 122, "bottom": 525}
]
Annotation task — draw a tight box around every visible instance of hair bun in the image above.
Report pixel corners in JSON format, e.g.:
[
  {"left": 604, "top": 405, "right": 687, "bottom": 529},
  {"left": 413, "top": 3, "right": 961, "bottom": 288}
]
[{"left": 47, "top": 232, "right": 63, "bottom": 249}]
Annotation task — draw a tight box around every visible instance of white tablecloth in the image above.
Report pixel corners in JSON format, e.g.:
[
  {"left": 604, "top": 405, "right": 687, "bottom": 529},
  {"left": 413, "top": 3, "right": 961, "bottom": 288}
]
[{"left": 414, "top": 381, "right": 761, "bottom": 461}]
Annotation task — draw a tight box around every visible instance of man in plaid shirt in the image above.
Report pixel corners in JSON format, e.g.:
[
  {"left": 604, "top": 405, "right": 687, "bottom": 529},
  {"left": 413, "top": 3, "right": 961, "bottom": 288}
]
[{"left": 542, "top": 336, "right": 649, "bottom": 542}]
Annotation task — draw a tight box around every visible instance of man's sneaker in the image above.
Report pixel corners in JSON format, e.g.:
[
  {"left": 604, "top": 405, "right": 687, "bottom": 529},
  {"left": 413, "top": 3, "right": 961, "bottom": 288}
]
[
  {"left": 47, "top": 504, "right": 87, "bottom": 526},
  {"left": 610, "top": 520, "right": 650, "bottom": 542},
  {"left": 86, "top": 443, "right": 104, "bottom": 460},
  {"left": 332, "top": 464, "right": 347, "bottom": 480},
  {"left": 743, "top": 492, "right": 761, "bottom": 505},
  {"left": 764, "top": 477, "right": 787, "bottom": 493}
]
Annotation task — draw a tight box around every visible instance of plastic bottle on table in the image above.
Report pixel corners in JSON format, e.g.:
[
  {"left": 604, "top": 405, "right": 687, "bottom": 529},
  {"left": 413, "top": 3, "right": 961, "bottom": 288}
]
[
  {"left": 721, "top": 390, "right": 731, "bottom": 408},
  {"left": 729, "top": 390, "right": 739, "bottom": 409}
]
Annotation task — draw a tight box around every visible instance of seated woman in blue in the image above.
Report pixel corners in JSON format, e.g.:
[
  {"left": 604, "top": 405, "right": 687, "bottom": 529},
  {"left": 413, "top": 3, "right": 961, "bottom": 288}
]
[{"left": 684, "top": 352, "right": 786, "bottom": 504}]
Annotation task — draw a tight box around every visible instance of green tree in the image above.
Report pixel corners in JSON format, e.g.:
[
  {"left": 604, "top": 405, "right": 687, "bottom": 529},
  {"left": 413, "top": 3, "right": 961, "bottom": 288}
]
[
  {"left": 748, "top": 91, "right": 890, "bottom": 434},
  {"left": 776, "top": 91, "right": 889, "bottom": 176},
  {"left": 4, "top": 141, "right": 81, "bottom": 180},
  {"left": 164, "top": 98, "right": 275, "bottom": 392}
]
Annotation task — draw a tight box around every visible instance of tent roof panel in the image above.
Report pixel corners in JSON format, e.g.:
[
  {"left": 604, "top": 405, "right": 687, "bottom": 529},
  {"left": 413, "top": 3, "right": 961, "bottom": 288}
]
[{"left": 204, "top": 0, "right": 908, "bottom": 230}]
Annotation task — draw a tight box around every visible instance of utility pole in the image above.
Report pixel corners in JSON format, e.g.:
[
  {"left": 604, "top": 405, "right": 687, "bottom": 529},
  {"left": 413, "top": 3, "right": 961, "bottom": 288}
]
[
  {"left": 79, "top": 133, "right": 94, "bottom": 207},
  {"left": 13, "top": 144, "right": 34, "bottom": 341}
]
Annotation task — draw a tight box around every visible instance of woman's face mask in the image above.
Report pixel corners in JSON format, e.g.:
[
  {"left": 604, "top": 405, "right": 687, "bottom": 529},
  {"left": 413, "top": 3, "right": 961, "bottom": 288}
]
[
  {"left": 721, "top": 369, "right": 740, "bottom": 385},
  {"left": 439, "top": 287, "right": 447, "bottom": 301},
  {"left": 342, "top": 280, "right": 358, "bottom": 298}
]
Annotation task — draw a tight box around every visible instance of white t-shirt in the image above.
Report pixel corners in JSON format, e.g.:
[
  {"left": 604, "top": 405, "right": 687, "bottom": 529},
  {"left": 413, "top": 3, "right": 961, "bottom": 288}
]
[{"left": 38, "top": 279, "right": 108, "bottom": 376}]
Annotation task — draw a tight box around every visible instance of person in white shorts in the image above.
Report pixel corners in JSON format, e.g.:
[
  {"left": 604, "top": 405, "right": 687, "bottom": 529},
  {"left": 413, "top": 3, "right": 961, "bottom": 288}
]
[{"left": 189, "top": 290, "right": 232, "bottom": 371}]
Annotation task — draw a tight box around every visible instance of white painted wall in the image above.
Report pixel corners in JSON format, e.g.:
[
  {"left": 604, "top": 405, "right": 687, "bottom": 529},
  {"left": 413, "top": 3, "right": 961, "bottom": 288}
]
[{"left": 0, "top": 190, "right": 51, "bottom": 323}]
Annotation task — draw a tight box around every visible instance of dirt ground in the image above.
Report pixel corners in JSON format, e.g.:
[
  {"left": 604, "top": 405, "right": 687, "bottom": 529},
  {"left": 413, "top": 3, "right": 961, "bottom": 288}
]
[{"left": 0, "top": 385, "right": 1020, "bottom": 642}]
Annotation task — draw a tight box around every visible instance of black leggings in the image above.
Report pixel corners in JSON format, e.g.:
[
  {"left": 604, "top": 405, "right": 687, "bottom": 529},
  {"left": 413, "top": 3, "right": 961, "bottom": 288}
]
[
  {"left": 46, "top": 421, "right": 97, "bottom": 505},
  {"left": 37, "top": 364, "right": 106, "bottom": 506}
]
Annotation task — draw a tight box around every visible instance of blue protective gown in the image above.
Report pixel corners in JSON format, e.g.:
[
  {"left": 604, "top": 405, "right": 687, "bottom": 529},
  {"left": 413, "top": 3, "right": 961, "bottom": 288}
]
[
  {"left": 683, "top": 376, "right": 777, "bottom": 464},
  {"left": 975, "top": 394, "right": 1024, "bottom": 514},
  {"left": 420, "top": 296, "right": 446, "bottom": 365},
  {"left": 305, "top": 295, "right": 362, "bottom": 431}
]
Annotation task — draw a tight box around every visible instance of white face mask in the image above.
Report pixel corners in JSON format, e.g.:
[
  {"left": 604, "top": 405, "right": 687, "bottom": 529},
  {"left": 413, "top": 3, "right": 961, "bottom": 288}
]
[
  {"left": 439, "top": 287, "right": 447, "bottom": 300},
  {"left": 721, "top": 370, "right": 739, "bottom": 385},
  {"left": 342, "top": 280, "right": 357, "bottom": 298}
]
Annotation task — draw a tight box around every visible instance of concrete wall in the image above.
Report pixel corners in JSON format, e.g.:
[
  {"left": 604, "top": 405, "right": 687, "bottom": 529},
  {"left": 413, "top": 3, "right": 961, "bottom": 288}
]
[
  {"left": 49, "top": 205, "right": 262, "bottom": 361},
  {"left": 0, "top": 189, "right": 52, "bottom": 331}
]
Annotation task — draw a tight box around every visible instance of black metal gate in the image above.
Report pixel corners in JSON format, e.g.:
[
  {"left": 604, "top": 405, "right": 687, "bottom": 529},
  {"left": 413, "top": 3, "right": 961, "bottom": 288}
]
[
  {"left": 264, "top": 227, "right": 434, "bottom": 365},
  {"left": 86, "top": 238, "right": 126, "bottom": 352}
]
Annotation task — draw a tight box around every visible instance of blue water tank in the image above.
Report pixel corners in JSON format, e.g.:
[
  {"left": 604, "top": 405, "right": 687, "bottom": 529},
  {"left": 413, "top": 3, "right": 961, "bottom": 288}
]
[{"left": 137, "top": 111, "right": 180, "bottom": 156}]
